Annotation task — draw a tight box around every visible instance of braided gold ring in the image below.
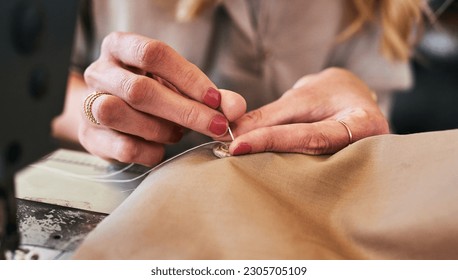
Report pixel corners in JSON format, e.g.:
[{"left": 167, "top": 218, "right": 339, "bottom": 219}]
[{"left": 83, "top": 92, "right": 110, "bottom": 125}]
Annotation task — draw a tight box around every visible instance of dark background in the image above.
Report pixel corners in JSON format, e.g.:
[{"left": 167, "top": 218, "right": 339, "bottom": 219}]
[{"left": 390, "top": 0, "right": 458, "bottom": 134}]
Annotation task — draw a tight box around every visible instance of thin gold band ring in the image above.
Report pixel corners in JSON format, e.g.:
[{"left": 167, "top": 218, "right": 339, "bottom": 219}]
[{"left": 337, "top": 120, "right": 353, "bottom": 145}]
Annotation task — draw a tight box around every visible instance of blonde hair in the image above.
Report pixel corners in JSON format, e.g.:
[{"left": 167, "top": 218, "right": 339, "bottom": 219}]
[
  {"left": 175, "top": 0, "right": 217, "bottom": 22},
  {"left": 340, "top": 0, "right": 424, "bottom": 61},
  {"left": 175, "top": 0, "right": 424, "bottom": 61}
]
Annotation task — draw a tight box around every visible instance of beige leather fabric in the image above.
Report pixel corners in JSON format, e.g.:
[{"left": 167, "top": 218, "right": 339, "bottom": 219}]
[{"left": 74, "top": 130, "right": 458, "bottom": 259}]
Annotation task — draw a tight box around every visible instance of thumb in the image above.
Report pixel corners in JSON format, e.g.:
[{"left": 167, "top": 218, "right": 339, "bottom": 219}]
[{"left": 219, "top": 89, "right": 247, "bottom": 122}]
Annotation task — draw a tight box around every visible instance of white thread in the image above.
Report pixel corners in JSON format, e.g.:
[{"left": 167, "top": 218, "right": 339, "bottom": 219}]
[
  {"left": 36, "top": 155, "right": 135, "bottom": 179},
  {"left": 85, "top": 163, "right": 135, "bottom": 178},
  {"left": 30, "top": 141, "right": 225, "bottom": 184},
  {"left": 29, "top": 162, "right": 135, "bottom": 180}
]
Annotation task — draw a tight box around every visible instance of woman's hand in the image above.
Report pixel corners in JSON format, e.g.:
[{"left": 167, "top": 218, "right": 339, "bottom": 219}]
[
  {"left": 79, "top": 32, "right": 246, "bottom": 166},
  {"left": 228, "top": 67, "right": 389, "bottom": 155}
]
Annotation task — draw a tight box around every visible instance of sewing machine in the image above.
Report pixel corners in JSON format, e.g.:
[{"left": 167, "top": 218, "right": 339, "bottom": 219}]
[{"left": 0, "top": 0, "right": 79, "bottom": 259}]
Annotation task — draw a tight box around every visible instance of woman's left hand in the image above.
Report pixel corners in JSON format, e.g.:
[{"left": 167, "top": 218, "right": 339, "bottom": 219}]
[{"left": 228, "top": 67, "right": 389, "bottom": 156}]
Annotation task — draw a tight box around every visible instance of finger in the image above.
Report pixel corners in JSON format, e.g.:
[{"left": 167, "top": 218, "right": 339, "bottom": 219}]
[
  {"left": 229, "top": 121, "right": 357, "bottom": 156},
  {"left": 219, "top": 89, "right": 247, "bottom": 122},
  {"left": 231, "top": 97, "right": 299, "bottom": 137},
  {"left": 78, "top": 124, "right": 165, "bottom": 167},
  {"left": 85, "top": 62, "right": 229, "bottom": 137},
  {"left": 89, "top": 94, "right": 183, "bottom": 144},
  {"left": 230, "top": 85, "right": 344, "bottom": 138},
  {"left": 100, "top": 32, "right": 221, "bottom": 108}
]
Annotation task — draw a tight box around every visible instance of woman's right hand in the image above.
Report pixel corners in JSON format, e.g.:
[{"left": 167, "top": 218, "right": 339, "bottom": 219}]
[{"left": 79, "top": 32, "right": 246, "bottom": 166}]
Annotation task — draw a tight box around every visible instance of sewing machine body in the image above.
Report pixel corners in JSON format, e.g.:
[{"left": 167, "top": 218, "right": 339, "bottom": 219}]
[{"left": 0, "top": 0, "right": 78, "bottom": 258}]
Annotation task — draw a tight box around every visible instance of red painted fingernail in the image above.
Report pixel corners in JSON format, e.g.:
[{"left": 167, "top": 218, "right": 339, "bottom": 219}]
[
  {"left": 203, "top": 87, "right": 221, "bottom": 109},
  {"left": 170, "top": 126, "right": 184, "bottom": 143},
  {"left": 209, "top": 115, "right": 228, "bottom": 136},
  {"left": 233, "top": 142, "right": 252, "bottom": 156}
]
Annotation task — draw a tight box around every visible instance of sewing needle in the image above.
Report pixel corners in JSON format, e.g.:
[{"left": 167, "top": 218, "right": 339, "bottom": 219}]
[{"left": 228, "top": 126, "right": 235, "bottom": 141}]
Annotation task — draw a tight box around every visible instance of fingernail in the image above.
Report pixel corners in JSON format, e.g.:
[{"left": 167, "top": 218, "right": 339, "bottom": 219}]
[
  {"left": 209, "top": 115, "right": 228, "bottom": 136},
  {"left": 170, "top": 126, "right": 184, "bottom": 143},
  {"left": 233, "top": 142, "right": 252, "bottom": 156},
  {"left": 203, "top": 87, "right": 221, "bottom": 109}
]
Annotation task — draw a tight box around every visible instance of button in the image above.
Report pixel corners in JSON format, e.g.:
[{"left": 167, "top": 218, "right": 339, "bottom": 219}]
[{"left": 212, "top": 142, "right": 231, "bottom": 158}]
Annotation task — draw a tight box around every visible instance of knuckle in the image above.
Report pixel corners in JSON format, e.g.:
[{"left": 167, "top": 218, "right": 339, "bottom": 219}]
[
  {"left": 135, "top": 39, "right": 169, "bottom": 68},
  {"left": 94, "top": 97, "right": 120, "bottom": 126},
  {"left": 100, "top": 32, "right": 127, "bottom": 58},
  {"left": 144, "top": 146, "right": 165, "bottom": 167},
  {"left": 300, "top": 131, "right": 332, "bottom": 155},
  {"left": 245, "top": 109, "right": 263, "bottom": 123},
  {"left": 282, "top": 88, "right": 304, "bottom": 101},
  {"left": 322, "top": 67, "right": 346, "bottom": 77},
  {"left": 115, "top": 137, "right": 165, "bottom": 166},
  {"left": 143, "top": 123, "right": 163, "bottom": 141},
  {"left": 292, "top": 76, "right": 311, "bottom": 91},
  {"left": 263, "top": 129, "right": 277, "bottom": 152},
  {"left": 77, "top": 124, "right": 90, "bottom": 147},
  {"left": 379, "top": 118, "right": 390, "bottom": 134},
  {"left": 315, "top": 132, "right": 333, "bottom": 151},
  {"left": 354, "top": 108, "right": 389, "bottom": 135},
  {"left": 102, "top": 32, "right": 121, "bottom": 49},
  {"left": 83, "top": 62, "right": 99, "bottom": 86},
  {"left": 373, "top": 113, "right": 390, "bottom": 134},
  {"left": 100, "top": 32, "right": 116, "bottom": 54},
  {"left": 178, "top": 66, "right": 200, "bottom": 91},
  {"left": 178, "top": 105, "right": 200, "bottom": 127},
  {"left": 78, "top": 126, "right": 106, "bottom": 160},
  {"left": 121, "top": 75, "right": 149, "bottom": 106},
  {"left": 114, "top": 137, "right": 140, "bottom": 163}
]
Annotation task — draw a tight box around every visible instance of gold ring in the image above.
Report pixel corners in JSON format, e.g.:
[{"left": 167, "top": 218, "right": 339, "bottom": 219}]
[
  {"left": 83, "top": 92, "right": 109, "bottom": 125},
  {"left": 337, "top": 120, "right": 353, "bottom": 145}
]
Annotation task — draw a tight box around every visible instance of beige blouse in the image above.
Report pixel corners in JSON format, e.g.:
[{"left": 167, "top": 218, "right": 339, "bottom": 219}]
[{"left": 72, "top": 0, "right": 412, "bottom": 152}]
